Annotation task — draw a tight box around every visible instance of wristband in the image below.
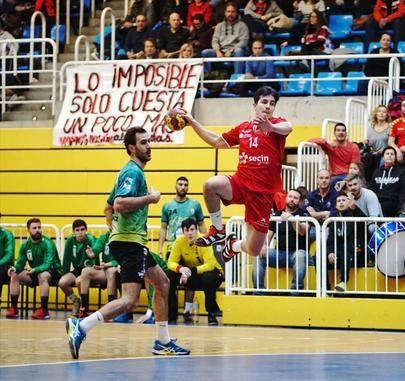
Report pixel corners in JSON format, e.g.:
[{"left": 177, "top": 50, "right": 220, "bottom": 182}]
[{"left": 176, "top": 265, "right": 182, "bottom": 273}]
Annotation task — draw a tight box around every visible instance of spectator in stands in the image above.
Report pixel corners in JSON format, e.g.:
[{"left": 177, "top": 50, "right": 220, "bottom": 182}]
[
  {"left": 362, "top": 104, "right": 391, "bottom": 182},
  {"left": 6, "top": 218, "right": 61, "bottom": 319},
  {"left": 335, "top": 161, "right": 367, "bottom": 190},
  {"left": 158, "top": 11, "right": 190, "bottom": 58},
  {"left": 0, "top": 0, "right": 33, "bottom": 36},
  {"left": 74, "top": 230, "right": 119, "bottom": 318},
  {"left": 58, "top": 219, "right": 96, "bottom": 316},
  {"left": 179, "top": 42, "right": 194, "bottom": 57},
  {"left": 252, "top": 189, "right": 310, "bottom": 295},
  {"left": 158, "top": 176, "right": 206, "bottom": 259},
  {"left": 243, "top": 0, "right": 284, "bottom": 34},
  {"left": 127, "top": 0, "right": 156, "bottom": 27},
  {"left": 284, "top": 10, "right": 331, "bottom": 71},
  {"left": 0, "top": 221, "right": 14, "bottom": 307},
  {"left": 187, "top": 0, "right": 214, "bottom": 28},
  {"left": 309, "top": 122, "right": 361, "bottom": 185},
  {"left": 369, "top": 146, "right": 405, "bottom": 216},
  {"left": 158, "top": 0, "right": 189, "bottom": 23},
  {"left": 215, "top": 0, "right": 246, "bottom": 23},
  {"left": 365, "top": 0, "right": 405, "bottom": 47},
  {"left": 239, "top": 38, "right": 277, "bottom": 96},
  {"left": 34, "top": 0, "right": 55, "bottom": 37},
  {"left": 388, "top": 99, "right": 405, "bottom": 163},
  {"left": 292, "top": 0, "right": 326, "bottom": 37},
  {"left": 190, "top": 13, "right": 214, "bottom": 57},
  {"left": 166, "top": 218, "right": 223, "bottom": 325},
  {"left": 125, "top": 14, "right": 155, "bottom": 59},
  {"left": 134, "top": 37, "right": 159, "bottom": 59},
  {"left": 327, "top": 192, "right": 367, "bottom": 292},
  {"left": 202, "top": 3, "right": 249, "bottom": 74},
  {"left": 364, "top": 33, "right": 399, "bottom": 78},
  {"left": 305, "top": 169, "right": 338, "bottom": 241}
]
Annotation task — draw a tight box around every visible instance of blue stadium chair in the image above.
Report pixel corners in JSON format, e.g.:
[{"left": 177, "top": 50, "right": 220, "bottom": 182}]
[
  {"left": 339, "top": 41, "right": 365, "bottom": 64},
  {"left": 343, "top": 71, "right": 366, "bottom": 95},
  {"left": 22, "top": 25, "right": 42, "bottom": 39},
  {"left": 314, "top": 72, "right": 343, "bottom": 96},
  {"left": 117, "top": 48, "right": 127, "bottom": 59},
  {"left": 264, "top": 43, "right": 278, "bottom": 57},
  {"left": 329, "top": 15, "right": 353, "bottom": 41},
  {"left": 281, "top": 73, "right": 311, "bottom": 96},
  {"left": 219, "top": 73, "right": 242, "bottom": 97},
  {"left": 274, "top": 45, "right": 300, "bottom": 67},
  {"left": 93, "top": 26, "right": 121, "bottom": 59},
  {"left": 368, "top": 41, "right": 394, "bottom": 53},
  {"left": 398, "top": 41, "right": 405, "bottom": 61},
  {"left": 50, "top": 25, "right": 66, "bottom": 45}
]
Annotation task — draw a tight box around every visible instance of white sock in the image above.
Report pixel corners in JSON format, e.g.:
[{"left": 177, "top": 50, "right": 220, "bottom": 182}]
[
  {"left": 156, "top": 321, "right": 171, "bottom": 344},
  {"left": 68, "top": 293, "right": 78, "bottom": 302},
  {"left": 232, "top": 240, "right": 242, "bottom": 253},
  {"left": 184, "top": 302, "right": 193, "bottom": 313},
  {"left": 79, "top": 311, "right": 104, "bottom": 333},
  {"left": 209, "top": 211, "right": 223, "bottom": 230}
]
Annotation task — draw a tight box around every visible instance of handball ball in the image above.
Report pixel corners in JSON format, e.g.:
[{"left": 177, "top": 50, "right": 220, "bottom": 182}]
[{"left": 165, "top": 108, "right": 187, "bottom": 131}]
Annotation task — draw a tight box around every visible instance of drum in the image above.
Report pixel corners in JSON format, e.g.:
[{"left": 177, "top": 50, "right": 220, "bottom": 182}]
[{"left": 368, "top": 221, "right": 405, "bottom": 277}]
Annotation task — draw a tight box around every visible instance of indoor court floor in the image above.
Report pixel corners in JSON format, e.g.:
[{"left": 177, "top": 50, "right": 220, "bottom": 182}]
[{"left": 1, "top": 314, "right": 405, "bottom": 381}]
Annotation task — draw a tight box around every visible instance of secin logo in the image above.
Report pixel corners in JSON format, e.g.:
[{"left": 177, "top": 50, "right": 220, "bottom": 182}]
[{"left": 239, "top": 152, "right": 269, "bottom": 164}]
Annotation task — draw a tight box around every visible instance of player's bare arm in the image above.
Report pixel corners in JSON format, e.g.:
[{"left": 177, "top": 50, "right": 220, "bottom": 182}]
[{"left": 114, "top": 190, "right": 160, "bottom": 213}]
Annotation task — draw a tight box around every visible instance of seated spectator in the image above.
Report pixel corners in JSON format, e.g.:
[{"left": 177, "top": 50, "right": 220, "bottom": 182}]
[
  {"left": 243, "top": 0, "right": 284, "bottom": 34},
  {"left": 134, "top": 37, "right": 160, "bottom": 59},
  {"left": 202, "top": 3, "right": 249, "bottom": 74},
  {"left": 293, "top": 0, "right": 326, "bottom": 37},
  {"left": 335, "top": 161, "right": 366, "bottom": 190},
  {"left": 158, "top": 0, "right": 189, "bottom": 23},
  {"left": 239, "top": 38, "right": 277, "bottom": 96},
  {"left": 365, "top": 0, "right": 405, "bottom": 47},
  {"left": 6, "top": 218, "right": 61, "bottom": 320},
  {"left": 327, "top": 192, "right": 367, "bottom": 292},
  {"left": 306, "top": 169, "right": 338, "bottom": 241},
  {"left": 187, "top": 0, "right": 214, "bottom": 28},
  {"left": 0, "top": 222, "right": 14, "bottom": 305},
  {"left": 166, "top": 218, "right": 223, "bottom": 325},
  {"left": 58, "top": 219, "right": 96, "bottom": 316},
  {"left": 252, "top": 189, "right": 310, "bottom": 295},
  {"left": 125, "top": 14, "right": 155, "bottom": 59},
  {"left": 75, "top": 230, "right": 119, "bottom": 318},
  {"left": 179, "top": 42, "right": 194, "bottom": 58},
  {"left": 388, "top": 99, "right": 405, "bottom": 163},
  {"left": 215, "top": 0, "right": 246, "bottom": 23},
  {"left": 309, "top": 122, "right": 361, "bottom": 185},
  {"left": 128, "top": 0, "right": 156, "bottom": 27},
  {"left": 369, "top": 146, "right": 405, "bottom": 217},
  {"left": 364, "top": 33, "right": 399, "bottom": 78},
  {"left": 158, "top": 11, "right": 190, "bottom": 58},
  {"left": 362, "top": 104, "right": 391, "bottom": 182},
  {"left": 190, "top": 13, "right": 214, "bottom": 57}
]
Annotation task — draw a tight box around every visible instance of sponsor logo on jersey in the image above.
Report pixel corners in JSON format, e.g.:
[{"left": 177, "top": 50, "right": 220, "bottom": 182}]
[
  {"left": 239, "top": 152, "right": 269, "bottom": 164},
  {"left": 239, "top": 129, "right": 252, "bottom": 139},
  {"left": 122, "top": 176, "right": 133, "bottom": 191}
]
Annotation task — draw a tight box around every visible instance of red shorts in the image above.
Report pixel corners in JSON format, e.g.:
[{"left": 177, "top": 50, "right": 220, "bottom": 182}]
[{"left": 221, "top": 175, "right": 274, "bottom": 233}]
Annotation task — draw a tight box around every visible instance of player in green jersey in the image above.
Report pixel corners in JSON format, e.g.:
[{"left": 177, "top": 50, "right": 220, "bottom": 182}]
[
  {"left": 0, "top": 223, "right": 15, "bottom": 308},
  {"left": 66, "top": 127, "right": 190, "bottom": 359}
]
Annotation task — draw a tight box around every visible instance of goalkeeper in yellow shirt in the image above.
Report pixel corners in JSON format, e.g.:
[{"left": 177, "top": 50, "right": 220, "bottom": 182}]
[{"left": 167, "top": 218, "right": 224, "bottom": 325}]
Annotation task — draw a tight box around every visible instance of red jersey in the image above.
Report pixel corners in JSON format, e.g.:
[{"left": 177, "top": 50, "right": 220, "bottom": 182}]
[
  {"left": 389, "top": 117, "right": 405, "bottom": 148},
  {"left": 222, "top": 117, "right": 288, "bottom": 194}
]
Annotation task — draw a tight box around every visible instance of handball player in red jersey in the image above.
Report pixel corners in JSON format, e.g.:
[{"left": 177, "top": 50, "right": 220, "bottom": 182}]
[{"left": 183, "top": 86, "right": 292, "bottom": 262}]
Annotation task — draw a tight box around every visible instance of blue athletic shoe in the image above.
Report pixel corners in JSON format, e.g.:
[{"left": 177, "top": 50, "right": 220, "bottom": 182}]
[
  {"left": 113, "top": 312, "right": 133, "bottom": 323},
  {"left": 152, "top": 340, "right": 190, "bottom": 356},
  {"left": 66, "top": 318, "right": 86, "bottom": 359},
  {"left": 143, "top": 312, "right": 155, "bottom": 324}
]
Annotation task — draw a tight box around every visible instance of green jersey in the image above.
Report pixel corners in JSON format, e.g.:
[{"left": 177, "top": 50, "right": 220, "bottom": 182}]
[
  {"left": 62, "top": 234, "right": 97, "bottom": 274},
  {"left": 0, "top": 227, "right": 15, "bottom": 267},
  {"left": 161, "top": 198, "right": 204, "bottom": 250},
  {"left": 109, "top": 160, "right": 148, "bottom": 246},
  {"left": 92, "top": 231, "right": 118, "bottom": 267},
  {"left": 15, "top": 236, "right": 56, "bottom": 274}
]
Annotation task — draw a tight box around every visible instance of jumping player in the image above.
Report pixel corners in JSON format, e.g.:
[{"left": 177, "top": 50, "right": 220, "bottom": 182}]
[{"left": 183, "top": 86, "right": 292, "bottom": 262}]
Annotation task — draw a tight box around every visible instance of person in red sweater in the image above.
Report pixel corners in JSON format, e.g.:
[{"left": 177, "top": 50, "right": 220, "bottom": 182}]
[
  {"left": 187, "top": 0, "right": 214, "bottom": 28},
  {"left": 309, "top": 122, "right": 360, "bottom": 186},
  {"left": 388, "top": 98, "right": 405, "bottom": 163},
  {"left": 365, "top": 0, "right": 405, "bottom": 46}
]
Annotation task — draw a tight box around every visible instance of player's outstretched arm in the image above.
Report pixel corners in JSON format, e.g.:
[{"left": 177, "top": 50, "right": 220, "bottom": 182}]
[
  {"left": 114, "top": 190, "right": 161, "bottom": 213},
  {"left": 184, "top": 113, "right": 229, "bottom": 148}
]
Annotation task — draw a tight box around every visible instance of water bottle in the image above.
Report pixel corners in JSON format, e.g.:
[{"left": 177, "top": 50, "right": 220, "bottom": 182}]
[{"left": 192, "top": 296, "right": 199, "bottom": 323}]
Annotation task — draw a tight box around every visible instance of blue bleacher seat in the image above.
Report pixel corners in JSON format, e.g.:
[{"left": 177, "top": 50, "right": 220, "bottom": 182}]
[
  {"left": 50, "top": 25, "right": 66, "bottom": 45},
  {"left": 281, "top": 73, "right": 311, "bottom": 96},
  {"left": 264, "top": 43, "right": 278, "bottom": 57},
  {"left": 339, "top": 41, "right": 365, "bottom": 64},
  {"left": 398, "top": 41, "right": 405, "bottom": 61},
  {"left": 343, "top": 71, "right": 366, "bottom": 95},
  {"left": 329, "top": 15, "right": 353, "bottom": 41},
  {"left": 22, "top": 25, "right": 42, "bottom": 39},
  {"left": 368, "top": 41, "right": 395, "bottom": 53},
  {"left": 315, "top": 72, "right": 343, "bottom": 95},
  {"left": 274, "top": 45, "right": 300, "bottom": 67}
]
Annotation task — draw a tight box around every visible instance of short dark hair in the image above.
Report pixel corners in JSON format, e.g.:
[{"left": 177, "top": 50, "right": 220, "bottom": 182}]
[
  {"left": 382, "top": 146, "right": 397, "bottom": 162},
  {"left": 176, "top": 176, "right": 188, "bottom": 184},
  {"left": 253, "top": 86, "right": 279, "bottom": 104},
  {"left": 192, "top": 13, "right": 204, "bottom": 22},
  {"left": 296, "top": 185, "right": 308, "bottom": 200},
  {"left": 345, "top": 173, "right": 360, "bottom": 183},
  {"left": 27, "top": 218, "right": 41, "bottom": 229},
  {"left": 181, "top": 218, "right": 197, "bottom": 230},
  {"left": 334, "top": 122, "right": 347, "bottom": 132},
  {"left": 289, "top": 188, "right": 305, "bottom": 200},
  {"left": 124, "top": 127, "right": 147, "bottom": 155},
  {"left": 72, "top": 219, "right": 87, "bottom": 230},
  {"left": 337, "top": 191, "right": 348, "bottom": 199}
]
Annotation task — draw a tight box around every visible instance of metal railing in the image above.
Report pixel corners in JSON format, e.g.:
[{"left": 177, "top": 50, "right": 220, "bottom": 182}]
[
  {"left": 321, "top": 118, "right": 344, "bottom": 141},
  {"left": 345, "top": 97, "right": 367, "bottom": 143},
  {"left": 74, "top": 35, "right": 92, "bottom": 61}
]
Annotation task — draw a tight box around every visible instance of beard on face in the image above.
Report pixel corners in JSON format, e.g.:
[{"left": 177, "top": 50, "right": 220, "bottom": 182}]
[{"left": 31, "top": 232, "right": 42, "bottom": 241}]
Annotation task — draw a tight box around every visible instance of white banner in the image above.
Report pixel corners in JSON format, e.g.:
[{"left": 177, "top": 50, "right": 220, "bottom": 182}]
[{"left": 54, "top": 60, "right": 203, "bottom": 146}]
